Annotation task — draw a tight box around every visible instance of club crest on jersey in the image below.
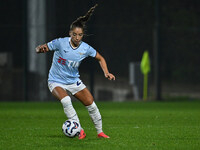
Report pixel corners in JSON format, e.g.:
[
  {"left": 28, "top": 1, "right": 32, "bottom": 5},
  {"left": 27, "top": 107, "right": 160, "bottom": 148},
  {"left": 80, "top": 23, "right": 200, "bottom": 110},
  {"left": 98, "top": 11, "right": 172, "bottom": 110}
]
[{"left": 79, "top": 52, "right": 84, "bottom": 55}]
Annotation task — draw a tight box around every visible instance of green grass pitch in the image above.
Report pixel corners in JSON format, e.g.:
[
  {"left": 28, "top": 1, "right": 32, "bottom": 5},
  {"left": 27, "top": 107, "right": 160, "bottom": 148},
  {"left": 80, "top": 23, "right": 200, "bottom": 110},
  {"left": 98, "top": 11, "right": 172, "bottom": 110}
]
[{"left": 0, "top": 101, "right": 200, "bottom": 150}]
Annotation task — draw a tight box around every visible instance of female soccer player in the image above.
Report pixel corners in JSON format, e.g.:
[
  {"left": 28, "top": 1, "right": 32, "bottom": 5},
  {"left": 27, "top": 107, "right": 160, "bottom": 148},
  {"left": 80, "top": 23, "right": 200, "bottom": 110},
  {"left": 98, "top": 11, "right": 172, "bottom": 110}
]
[{"left": 35, "top": 4, "right": 115, "bottom": 139}]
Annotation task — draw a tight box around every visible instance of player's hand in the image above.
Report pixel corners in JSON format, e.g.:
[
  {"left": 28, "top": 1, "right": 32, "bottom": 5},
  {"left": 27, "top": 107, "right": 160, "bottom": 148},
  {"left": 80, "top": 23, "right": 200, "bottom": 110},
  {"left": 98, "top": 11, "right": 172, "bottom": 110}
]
[
  {"left": 35, "top": 44, "right": 49, "bottom": 53},
  {"left": 105, "top": 73, "right": 115, "bottom": 81}
]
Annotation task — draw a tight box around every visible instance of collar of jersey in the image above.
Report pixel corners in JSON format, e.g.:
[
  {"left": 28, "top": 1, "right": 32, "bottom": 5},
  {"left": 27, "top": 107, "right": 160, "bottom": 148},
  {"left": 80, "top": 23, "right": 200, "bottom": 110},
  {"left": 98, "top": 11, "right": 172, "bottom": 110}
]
[{"left": 69, "top": 37, "right": 82, "bottom": 50}]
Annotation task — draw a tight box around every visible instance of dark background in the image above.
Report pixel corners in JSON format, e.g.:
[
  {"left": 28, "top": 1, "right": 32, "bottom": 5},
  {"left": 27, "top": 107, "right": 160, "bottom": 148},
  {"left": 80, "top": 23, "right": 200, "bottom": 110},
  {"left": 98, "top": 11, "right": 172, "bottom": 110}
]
[{"left": 0, "top": 0, "right": 200, "bottom": 101}]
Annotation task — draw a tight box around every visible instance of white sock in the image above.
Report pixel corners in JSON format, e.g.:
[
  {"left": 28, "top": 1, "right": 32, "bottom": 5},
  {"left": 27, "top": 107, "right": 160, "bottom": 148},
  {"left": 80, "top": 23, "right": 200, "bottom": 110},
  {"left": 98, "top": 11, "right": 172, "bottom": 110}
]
[
  {"left": 86, "top": 102, "right": 103, "bottom": 134},
  {"left": 61, "top": 96, "right": 80, "bottom": 123}
]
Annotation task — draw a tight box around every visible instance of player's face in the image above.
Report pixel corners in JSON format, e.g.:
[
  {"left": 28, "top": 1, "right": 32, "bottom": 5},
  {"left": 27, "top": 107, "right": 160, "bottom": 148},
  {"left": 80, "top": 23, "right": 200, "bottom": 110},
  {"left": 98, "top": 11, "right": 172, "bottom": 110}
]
[{"left": 70, "top": 27, "right": 84, "bottom": 47}]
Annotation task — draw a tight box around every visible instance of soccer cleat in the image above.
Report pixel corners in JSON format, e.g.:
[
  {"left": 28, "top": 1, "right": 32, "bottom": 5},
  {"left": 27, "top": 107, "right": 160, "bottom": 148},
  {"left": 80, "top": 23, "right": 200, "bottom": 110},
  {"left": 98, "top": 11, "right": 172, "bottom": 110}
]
[
  {"left": 97, "top": 132, "right": 110, "bottom": 138},
  {"left": 78, "top": 129, "right": 86, "bottom": 139}
]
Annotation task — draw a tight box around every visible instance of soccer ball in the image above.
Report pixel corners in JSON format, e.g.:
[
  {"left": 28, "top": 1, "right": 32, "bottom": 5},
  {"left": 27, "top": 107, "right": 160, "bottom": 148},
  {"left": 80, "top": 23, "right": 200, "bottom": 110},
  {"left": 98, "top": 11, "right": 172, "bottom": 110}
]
[{"left": 62, "top": 119, "right": 81, "bottom": 138}]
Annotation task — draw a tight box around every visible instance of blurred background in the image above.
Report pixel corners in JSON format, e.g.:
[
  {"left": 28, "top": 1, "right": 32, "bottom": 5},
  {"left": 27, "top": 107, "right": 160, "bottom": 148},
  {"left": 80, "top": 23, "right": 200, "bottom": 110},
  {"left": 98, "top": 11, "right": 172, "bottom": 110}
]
[{"left": 0, "top": 0, "right": 200, "bottom": 101}]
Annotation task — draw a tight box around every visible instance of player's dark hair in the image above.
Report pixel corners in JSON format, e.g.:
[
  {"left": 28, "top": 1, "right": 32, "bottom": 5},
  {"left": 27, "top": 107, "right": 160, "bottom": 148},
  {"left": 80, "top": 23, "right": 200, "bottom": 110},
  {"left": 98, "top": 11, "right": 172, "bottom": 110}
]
[{"left": 70, "top": 4, "right": 98, "bottom": 32}]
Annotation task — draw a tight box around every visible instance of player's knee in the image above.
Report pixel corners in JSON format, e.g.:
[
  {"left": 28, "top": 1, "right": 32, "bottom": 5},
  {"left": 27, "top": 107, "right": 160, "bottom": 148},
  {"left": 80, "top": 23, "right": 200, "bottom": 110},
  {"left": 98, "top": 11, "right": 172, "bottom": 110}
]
[
  {"left": 82, "top": 91, "right": 94, "bottom": 105},
  {"left": 84, "top": 96, "right": 94, "bottom": 106}
]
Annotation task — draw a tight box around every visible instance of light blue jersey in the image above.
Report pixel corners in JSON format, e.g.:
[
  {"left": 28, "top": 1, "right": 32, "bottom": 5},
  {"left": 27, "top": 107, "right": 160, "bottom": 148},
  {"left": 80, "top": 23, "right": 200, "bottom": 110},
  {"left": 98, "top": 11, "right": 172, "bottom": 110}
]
[{"left": 47, "top": 37, "right": 97, "bottom": 84}]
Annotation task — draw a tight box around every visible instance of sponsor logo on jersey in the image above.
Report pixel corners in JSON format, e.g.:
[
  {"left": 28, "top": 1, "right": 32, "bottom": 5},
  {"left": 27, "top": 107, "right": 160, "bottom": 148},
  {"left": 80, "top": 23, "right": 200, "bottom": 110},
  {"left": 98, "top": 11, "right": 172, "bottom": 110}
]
[
  {"left": 58, "top": 57, "right": 66, "bottom": 65},
  {"left": 58, "top": 57, "right": 80, "bottom": 68}
]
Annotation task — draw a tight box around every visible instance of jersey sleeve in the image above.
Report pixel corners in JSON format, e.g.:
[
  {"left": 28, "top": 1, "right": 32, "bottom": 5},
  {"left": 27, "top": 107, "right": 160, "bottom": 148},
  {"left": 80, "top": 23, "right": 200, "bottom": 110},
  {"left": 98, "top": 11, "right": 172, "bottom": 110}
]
[
  {"left": 47, "top": 38, "right": 60, "bottom": 51},
  {"left": 87, "top": 46, "right": 97, "bottom": 57}
]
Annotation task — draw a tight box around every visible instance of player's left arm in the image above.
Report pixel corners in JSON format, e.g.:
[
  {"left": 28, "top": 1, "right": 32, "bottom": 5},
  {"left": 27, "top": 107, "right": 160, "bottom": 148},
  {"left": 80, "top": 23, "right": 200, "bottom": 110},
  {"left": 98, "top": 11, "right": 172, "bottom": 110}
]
[{"left": 95, "top": 52, "right": 115, "bottom": 81}]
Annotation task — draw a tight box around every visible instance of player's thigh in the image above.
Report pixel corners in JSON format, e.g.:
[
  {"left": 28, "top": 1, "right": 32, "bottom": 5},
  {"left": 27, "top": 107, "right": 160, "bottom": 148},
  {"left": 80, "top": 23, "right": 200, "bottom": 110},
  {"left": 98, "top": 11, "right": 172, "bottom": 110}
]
[
  {"left": 74, "top": 88, "right": 94, "bottom": 106},
  {"left": 52, "top": 86, "right": 68, "bottom": 100}
]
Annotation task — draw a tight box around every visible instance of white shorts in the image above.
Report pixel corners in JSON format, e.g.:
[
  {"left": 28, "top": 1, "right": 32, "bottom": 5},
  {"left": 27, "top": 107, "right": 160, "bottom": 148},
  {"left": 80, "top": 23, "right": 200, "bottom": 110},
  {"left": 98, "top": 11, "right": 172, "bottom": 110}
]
[{"left": 48, "top": 80, "right": 86, "bottom": 95}]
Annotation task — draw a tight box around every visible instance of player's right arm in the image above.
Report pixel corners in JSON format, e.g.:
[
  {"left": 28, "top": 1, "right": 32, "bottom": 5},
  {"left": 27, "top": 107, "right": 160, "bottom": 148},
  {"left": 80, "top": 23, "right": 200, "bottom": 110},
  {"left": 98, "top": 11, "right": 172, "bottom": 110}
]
[{"left": 35, "top": 44, "right": 49, "bottom": 53}]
